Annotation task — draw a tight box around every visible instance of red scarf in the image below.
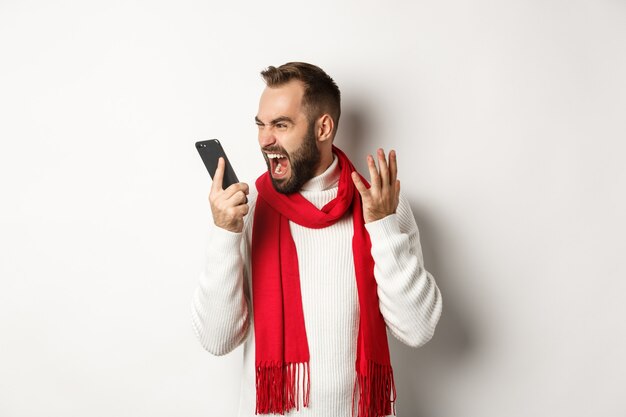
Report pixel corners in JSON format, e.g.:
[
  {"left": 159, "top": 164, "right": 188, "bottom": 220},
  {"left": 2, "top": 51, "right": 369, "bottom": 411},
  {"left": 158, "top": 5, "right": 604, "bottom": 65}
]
[{"left": 252, "top": 146, "right": 396, "bottom": 417}]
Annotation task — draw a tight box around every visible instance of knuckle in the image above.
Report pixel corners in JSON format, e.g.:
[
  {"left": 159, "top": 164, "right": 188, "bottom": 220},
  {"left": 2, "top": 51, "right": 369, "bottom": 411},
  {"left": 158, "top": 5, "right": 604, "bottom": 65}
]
[
  {"left": 217, "top": 201, "right": 228, "bottom": 212},
  {"left": 230, "top": 206, "right": 243, "bottom": 218}
]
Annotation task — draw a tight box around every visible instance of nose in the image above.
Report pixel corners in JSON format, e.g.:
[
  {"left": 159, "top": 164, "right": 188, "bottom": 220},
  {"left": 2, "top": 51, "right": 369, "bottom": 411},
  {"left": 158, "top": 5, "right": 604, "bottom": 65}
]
[{"left": 258, "top": 127, "right": 276, "bottom": 148}]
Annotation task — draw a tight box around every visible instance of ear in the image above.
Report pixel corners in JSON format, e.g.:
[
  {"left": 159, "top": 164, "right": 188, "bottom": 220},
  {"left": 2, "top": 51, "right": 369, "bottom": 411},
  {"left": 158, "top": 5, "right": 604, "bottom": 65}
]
[{"left": 316, "top": 114, "right": 335, "bottom": 143}]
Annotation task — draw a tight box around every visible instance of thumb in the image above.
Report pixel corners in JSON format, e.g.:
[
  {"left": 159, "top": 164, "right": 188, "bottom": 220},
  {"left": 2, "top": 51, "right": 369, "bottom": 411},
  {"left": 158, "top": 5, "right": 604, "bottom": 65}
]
[
  {"left": 211, "top": 157, "right": 225, "bottom": 192},
  {"left": 352, "top": 172, "right": 369, "bottom": 196}
]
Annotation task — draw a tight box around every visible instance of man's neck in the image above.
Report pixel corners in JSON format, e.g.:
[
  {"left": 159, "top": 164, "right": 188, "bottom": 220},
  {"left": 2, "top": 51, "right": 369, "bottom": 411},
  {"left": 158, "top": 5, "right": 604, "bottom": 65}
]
[
  {"left": 312, "top": 149, "right": 335, "bottom": 177},
  {"left": 301, "top": 154, "right": 339, "bottom": 192}
]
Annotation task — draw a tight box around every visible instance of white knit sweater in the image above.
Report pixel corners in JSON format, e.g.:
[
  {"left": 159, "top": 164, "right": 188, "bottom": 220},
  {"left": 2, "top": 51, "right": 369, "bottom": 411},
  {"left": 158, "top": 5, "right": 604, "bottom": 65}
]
[{"left": 192, "top": 156, "right": 442, "bottom": 417}]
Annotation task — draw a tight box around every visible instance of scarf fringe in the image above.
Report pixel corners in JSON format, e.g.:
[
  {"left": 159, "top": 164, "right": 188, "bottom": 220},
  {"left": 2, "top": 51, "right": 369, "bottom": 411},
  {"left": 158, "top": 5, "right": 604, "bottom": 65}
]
[
  {"left": 255, "top": 361, "right": 310, "bottom": 415},
  {"left": 352, "top": 361, "right": 397, "bottom": 417}
]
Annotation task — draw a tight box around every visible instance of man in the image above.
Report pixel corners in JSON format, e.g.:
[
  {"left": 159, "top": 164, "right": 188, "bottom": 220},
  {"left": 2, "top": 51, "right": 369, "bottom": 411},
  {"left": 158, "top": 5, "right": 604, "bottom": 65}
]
[{"left": 192, "top": 62, "right": 442, "bottom": 417}]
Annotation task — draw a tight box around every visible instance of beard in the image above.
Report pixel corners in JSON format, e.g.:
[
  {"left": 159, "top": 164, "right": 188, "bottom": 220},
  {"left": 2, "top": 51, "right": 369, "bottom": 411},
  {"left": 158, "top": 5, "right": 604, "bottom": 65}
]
[{"left": 262, "top": 122, "right": 321, "bottom": 195}]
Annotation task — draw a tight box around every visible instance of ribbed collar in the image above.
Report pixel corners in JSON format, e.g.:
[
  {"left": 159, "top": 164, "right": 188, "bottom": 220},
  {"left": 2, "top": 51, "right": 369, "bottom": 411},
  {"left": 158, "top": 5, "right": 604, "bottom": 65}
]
[{"left": 300, "top": 154, "right": 339, "bottom": 192}]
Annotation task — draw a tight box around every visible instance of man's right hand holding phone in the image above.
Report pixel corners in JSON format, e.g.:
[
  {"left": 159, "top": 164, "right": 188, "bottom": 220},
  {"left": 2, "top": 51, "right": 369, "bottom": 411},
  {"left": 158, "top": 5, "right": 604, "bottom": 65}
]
[{"left": 209, "top": 157, "right": 249, "bottom": 233}]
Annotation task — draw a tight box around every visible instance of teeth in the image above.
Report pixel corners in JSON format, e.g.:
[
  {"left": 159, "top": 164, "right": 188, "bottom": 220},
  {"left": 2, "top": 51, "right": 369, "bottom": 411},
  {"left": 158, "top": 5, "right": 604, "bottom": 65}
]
[{"left": 268, "top": 152, "right": 287, "bottom": 176}]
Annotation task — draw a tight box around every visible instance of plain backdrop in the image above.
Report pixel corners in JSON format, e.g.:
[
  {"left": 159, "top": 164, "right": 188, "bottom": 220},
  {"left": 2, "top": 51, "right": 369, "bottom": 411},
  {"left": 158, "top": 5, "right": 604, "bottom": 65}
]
[{"left": 1, "top": 1, "right": 625, "bottom": 416}]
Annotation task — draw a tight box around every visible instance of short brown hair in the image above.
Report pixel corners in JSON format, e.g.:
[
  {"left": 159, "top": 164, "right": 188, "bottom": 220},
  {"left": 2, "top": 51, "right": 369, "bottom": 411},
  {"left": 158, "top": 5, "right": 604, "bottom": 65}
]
[{"left": 261, "top": 62, "right": 341, "bottom": 129}]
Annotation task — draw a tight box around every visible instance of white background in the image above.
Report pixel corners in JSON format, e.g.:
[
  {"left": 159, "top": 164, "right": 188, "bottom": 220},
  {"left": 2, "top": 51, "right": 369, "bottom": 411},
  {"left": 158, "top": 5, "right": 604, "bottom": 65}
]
[{"left": 1, "top": 1, "right": 625, "bottom": 416}]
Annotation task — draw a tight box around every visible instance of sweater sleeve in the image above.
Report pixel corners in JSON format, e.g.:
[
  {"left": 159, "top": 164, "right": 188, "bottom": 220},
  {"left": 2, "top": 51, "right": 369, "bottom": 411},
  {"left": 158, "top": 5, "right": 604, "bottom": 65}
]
[
  {"left": 191, "top": 222, "right": 251, "bottom": 356},
  {"left": 364, "top": 194, "right": 442, "bottom": 348}
]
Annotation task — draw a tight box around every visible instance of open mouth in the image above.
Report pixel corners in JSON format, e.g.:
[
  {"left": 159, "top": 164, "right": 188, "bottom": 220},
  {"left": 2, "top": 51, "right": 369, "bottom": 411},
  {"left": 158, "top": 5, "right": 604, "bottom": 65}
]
[{"left": 266, "top": 152, "right": 290, "bottom": 179}]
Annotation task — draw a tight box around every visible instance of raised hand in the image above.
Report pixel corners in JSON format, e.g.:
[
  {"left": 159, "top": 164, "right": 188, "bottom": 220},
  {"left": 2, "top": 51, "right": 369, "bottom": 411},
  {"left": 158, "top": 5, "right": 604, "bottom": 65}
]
[
  {"left": 351, "top": 148, "right": 400, "bottom": 224},
  {"left": 209, "top": 157, "right": 249, "bottom": 233}
]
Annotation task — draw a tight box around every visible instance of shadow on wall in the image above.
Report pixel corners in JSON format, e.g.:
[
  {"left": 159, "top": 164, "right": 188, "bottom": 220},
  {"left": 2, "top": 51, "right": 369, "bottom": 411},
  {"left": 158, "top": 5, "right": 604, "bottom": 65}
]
[
  {"left": 340, "top": 107, "right": 477, "bottom": 417},
  {"left": 336, "top": 107, "right": 368, "bottom": 163},
  {"left": 391, "top": 203, "right": 475, "bottom": 417}
]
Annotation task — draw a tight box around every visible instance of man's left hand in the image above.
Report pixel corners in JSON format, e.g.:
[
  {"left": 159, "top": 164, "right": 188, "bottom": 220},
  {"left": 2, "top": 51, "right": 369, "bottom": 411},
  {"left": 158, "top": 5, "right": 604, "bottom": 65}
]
[{"left": 351, "top": 148, "right": 400, "bottom": 224}]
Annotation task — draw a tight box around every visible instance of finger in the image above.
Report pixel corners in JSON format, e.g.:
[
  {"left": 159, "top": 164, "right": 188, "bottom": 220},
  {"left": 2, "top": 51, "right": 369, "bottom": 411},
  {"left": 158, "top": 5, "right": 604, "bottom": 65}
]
[
  {"left": 226, "top": 190, "right": 248, "bottom": 206},
  {"left": 377, "top": 148, "right": 390, "bottom": 187},
  {"left": 352, "top": 172, "right": 370, "bottom": 197},
  {"left": 222, "top": 182, "right": 249, "bottom": 199},
  {"left": 389, "top": 150, "right": 398, "bottom": 186},
  {"left": 212, "top": 157, "right": 225, "bottom": 192},
  {"left": 367, "top": 154, "right": 381, "bottom": 189},
  {"left": 395, "top": 180, "right": 401, "bottom": 202},
  {"left": 236, "top": 203, "right": 250, "bottom": 217}
]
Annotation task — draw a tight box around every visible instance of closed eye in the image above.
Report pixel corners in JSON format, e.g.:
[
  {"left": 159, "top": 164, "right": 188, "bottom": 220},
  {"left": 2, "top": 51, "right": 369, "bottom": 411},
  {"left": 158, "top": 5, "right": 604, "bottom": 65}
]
[{"left": 255, "top": 116, "right": 293, "bottom": 129}]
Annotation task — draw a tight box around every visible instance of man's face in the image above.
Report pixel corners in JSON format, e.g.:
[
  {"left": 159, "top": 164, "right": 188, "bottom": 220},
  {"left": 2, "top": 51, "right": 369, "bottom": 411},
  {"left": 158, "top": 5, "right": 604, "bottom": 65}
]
[{"left": 256, "top": 80, "right": 321, "bottom": 194}]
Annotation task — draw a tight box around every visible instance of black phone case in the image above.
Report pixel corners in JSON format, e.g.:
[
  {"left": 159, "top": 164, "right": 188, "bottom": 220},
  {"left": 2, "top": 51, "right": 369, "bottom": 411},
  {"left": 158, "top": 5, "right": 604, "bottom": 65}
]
[{"left": 195, "top": 139, "right": 239, "bottom": 189}]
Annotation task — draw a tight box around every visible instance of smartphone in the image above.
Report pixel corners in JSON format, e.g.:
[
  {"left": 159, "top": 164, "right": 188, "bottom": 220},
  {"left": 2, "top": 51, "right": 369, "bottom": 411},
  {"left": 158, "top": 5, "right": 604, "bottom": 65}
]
[{"left": 195, "top": 139, "right": 239, "bottom": 189}]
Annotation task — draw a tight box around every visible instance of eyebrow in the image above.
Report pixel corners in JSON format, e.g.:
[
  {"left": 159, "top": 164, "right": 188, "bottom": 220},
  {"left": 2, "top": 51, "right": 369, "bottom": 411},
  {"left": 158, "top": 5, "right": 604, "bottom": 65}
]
[{"left": 254, "top": 116, "right": 295, "bottom": 126}]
